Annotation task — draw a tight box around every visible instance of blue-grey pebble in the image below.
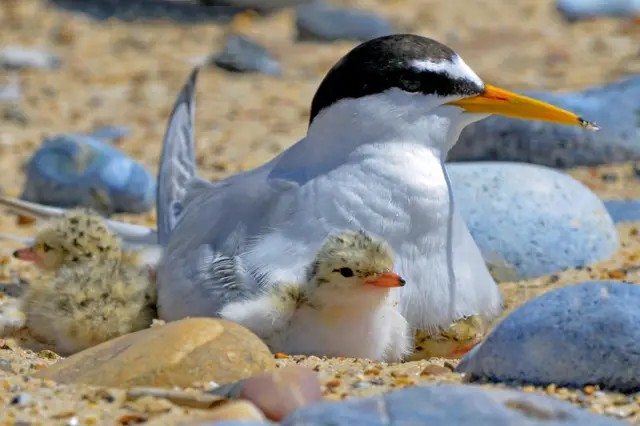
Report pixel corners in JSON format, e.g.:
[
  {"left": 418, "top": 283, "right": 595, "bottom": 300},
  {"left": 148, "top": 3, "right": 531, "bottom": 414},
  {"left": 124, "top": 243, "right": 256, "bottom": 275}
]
[
  {"left": 295, "top": 1, "right": 393, "bottom": 42},
  {"left": 0, "top": 81, "right": 21, "bottom": 102},
  {"left": 604, "top": 200, "right": 640, "bottom": 223},
  {"left": 21, "top": 129, "right": 155, "bottom": 214},
  {"left": 556, "top": 0, "right": 640, "bottom": 22},
  {"left": 457, "top": 281, "right": 640, "bottom": 393},
  {"left": 0, "top": 47, "right": 62, "bottom": 70},
  {"left": 447, "top": 162, "right": 618, "bottom": 280},
  {"left": 448, "top": 76, "right": 640, "bottom": 168},
  {"left": 212, "top": 35, "right": 282, "bottom": 77},
  {"left": 278, "top": 384, "right": 625, "bottom": 425}
]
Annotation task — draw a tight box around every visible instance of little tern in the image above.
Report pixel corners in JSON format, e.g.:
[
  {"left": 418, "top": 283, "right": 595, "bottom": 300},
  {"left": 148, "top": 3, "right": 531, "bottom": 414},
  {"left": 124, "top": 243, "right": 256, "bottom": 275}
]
[{"left": 0, "top": 34, "right": 599, "bottom": 339}]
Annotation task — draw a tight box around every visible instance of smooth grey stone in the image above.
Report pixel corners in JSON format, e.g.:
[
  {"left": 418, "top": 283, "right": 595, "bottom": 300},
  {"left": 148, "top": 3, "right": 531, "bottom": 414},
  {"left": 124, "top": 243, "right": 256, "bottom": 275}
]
[
  {"left": 0, "top": 47, "right": 62, "bottom": 70},
  {"left": 21, "top": 130, "right": 155, "bottom": 214},
  {"left": 46, "top": 0, "right": 239, "bottom": 23},
  {"left": 604, "top": 200, "right": 640, "bottom": 223},
  {"left": 448, "top": 162, "right": 618, "bottom": 280},
  {"left": 556, "top": 0, "right": 640, "bottom": 22},
  {"left": 280, "top": 384, "right": 626, "bottom": 425},
  {"left": 457, "top": 281, "right": 640, "bottom": 393},
  {"left": 295, "top": 1, "right": 394, "bottom": 42},
  {"left": 0, "top": 81, "right": 21, "bottom": 102},
  {"left": 449, "top": 76, "right": 640, "bottom": 168},
  {"left": 212, "top": 35, "right": 282, "bottom": 77}
]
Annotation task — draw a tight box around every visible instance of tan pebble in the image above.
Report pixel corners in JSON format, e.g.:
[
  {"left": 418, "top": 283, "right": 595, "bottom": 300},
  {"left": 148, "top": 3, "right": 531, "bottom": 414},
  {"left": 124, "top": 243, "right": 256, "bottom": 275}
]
[
  {"left": 394, "top": 377, "right": 416, "bottom": 386},
  {"left": 545, "top": 384, "right": 557, "bottom": 394},
  {"left": 126, "top": 387, "right": 226, "bottom": 409},
  {"left": 522, "top": 385, "right": 537, "bottom": 393},
  {"left": 420, "top": 365, "right": 450, "bottom": 377},
  {"left": 187, "top": 401, "right": 266, "bottom": 424},
  {"left": 124, "top": 395, "right": 173, "bottom": 414},
  {"left": 325, "top": 379, "right": 341, "bottom": 388},
  {"left": 33, "top": 318, "right": 275, "bottom": 388},
  {"left": 364, "top": 369, "right": 380, "bottom": 375},
  {"left": 118, "top": 414, "right": 148, "bottom": 425},
  {"left": 84, "top": 414, "right": 98, "bottom": 424},
  {"left": 583, "top": 385, "right": 596, "bottom": 395},
  {"left": 390, "top": 371, "right": 408, "bottom": 378},
  {"left": 51, "top": 410, "right": 76, "bottom": 420}
]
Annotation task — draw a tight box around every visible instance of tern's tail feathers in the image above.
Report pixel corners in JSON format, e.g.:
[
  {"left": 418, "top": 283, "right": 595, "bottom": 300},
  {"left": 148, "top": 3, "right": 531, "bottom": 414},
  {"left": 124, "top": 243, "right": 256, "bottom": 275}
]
[
  {"left": 157, "top": 66, "right": 199, "bottom": 245},
  {"left": 0, "top": 195, "right": 158, "bottom": 245}
]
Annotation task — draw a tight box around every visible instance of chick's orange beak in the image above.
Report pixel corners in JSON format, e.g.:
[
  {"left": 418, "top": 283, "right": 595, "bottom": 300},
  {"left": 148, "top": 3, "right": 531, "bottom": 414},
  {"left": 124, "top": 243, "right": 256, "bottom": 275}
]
[
  {"left": 13, "top": 247, "right": 39, "bottom": 263},
  {"left": 364, "top": 272, "right": 406, "bottom": 288},
  {"left": 446, "top": 84, "right": 599, "bottom": 131}
]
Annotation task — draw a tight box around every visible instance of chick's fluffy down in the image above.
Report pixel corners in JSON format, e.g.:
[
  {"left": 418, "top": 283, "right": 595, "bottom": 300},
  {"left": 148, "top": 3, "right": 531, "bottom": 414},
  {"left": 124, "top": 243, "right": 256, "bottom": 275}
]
[{"left": 25, "top": 259, "right": 156, "bottom": 355}]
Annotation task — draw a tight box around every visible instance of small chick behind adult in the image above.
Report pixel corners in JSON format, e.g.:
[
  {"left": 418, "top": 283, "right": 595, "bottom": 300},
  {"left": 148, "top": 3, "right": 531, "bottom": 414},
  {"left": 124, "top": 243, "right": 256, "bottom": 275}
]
[
  {"left": 1, "top": 208, "right": 159, "bottom": 355},
  {"left": 220, "top": 230, "right": 412, "bottom": 362},
  {"left": 11, "top": 208, "right": 161, "bottom": 273}
]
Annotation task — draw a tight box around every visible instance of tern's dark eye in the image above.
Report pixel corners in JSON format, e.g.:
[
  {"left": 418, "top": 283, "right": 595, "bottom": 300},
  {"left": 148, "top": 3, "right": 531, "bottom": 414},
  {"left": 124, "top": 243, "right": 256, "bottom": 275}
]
[{"left": 334, "top": 267, "right": 354, "bottom": 278}]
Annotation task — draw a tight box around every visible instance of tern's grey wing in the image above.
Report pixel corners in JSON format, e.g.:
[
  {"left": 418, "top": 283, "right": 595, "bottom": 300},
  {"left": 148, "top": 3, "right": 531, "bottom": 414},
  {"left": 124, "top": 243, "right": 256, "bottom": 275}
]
[
  {"left": 156, "top": 162, "right": 300, "bottom": 321},
  {"left": 157, "top": 67, "right": 203, "bottom": 246}
]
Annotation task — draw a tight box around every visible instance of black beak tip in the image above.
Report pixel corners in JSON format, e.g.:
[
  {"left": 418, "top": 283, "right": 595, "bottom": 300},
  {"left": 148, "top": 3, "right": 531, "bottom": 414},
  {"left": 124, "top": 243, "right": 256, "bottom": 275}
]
[
  {"left": 398, "top": 277, "right": 406, "bottom": 286},
  {"left": 12, "top": 249, "right": 20, "bottom": 258}
]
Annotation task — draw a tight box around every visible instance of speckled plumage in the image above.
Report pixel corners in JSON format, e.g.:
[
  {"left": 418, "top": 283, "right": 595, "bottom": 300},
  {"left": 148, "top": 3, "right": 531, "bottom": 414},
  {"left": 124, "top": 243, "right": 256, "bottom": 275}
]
[{"left": 24, "top": 258, "right": 156, "bottom": 355}]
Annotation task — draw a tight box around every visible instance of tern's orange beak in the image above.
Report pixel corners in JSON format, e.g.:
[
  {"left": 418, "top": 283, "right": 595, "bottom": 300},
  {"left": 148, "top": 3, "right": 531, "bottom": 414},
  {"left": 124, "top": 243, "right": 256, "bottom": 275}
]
[
  {"left": 446, "top": 84, "right": 599, "bottom": 131},
  {"left": 13, "top": 247, "right": 39, "bottom": 263},
  {"left": 364, "top": 272, "right": 406, "bottom": 288}
]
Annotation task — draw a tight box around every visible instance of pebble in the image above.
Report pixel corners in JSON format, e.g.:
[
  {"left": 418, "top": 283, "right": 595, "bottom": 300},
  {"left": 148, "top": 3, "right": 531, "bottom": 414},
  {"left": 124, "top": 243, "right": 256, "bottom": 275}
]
[
  {"left": 33, "top": 318, "right": 276, "bottom": 388},
  {"left": 0, "top": 47, "right": 62, "bottom": 70},
  {"left": 295, "top": 1, "right": 394, "bottom": 42},
  {"left": 208, "top": 367, "right": 323, "bottom": 421},
  {"left": 556, "top": 0, "right": 640, "bottom": 22},
  {"left": 10, "top": 393, "right": 34, "bottom": 407},
  {"left": 0, "top": 81, "right": 21, "bottom": 102},
  {"left": 277, "top": 384, "right": 625, "bottom": 425},
  {"left": 449, "top": 76, "right": 640, "bottom": 168},
  {"left": 448, "top": 162, "right": 618, "bottom": 280},
  {"left": 457, "top": 281, "right": 640, "bottom": 393},
  {"left": 603, "top": 200, "right": 640, "bottom": 223},
  {"left": 21, "top": 129, "right": 156, "bottom": 214},
  {"left": 211, "top": 35, "right": 282, "bottom": 77},
  {"left": 187, "top": 401, "right": 266, "bottom": 424}
]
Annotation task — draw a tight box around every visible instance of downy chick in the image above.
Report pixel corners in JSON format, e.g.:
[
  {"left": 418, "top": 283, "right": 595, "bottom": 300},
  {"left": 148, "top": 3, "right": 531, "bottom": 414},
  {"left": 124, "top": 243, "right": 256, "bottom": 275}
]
[
  {"left": 220, "top": 230, "right": 412, "bottom": 362},
  {"left": 10, "top": 207, "right": 162, "bottom": 275},
  {"left": 4, "top": 209, "right": 158, "bottom": 355},
  {"left": 23, "top": 259, "right": 156, "bottom": 355}
]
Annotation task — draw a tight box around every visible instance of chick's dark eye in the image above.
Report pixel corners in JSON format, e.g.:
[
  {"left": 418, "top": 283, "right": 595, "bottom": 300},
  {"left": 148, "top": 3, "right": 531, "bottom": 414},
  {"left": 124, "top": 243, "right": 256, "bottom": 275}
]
[
  {"left": 338, "top": 267, "right": 354, "bottom": 278},
  {"left": 42, "top": 243, "right": 52, "bottom": 252}
]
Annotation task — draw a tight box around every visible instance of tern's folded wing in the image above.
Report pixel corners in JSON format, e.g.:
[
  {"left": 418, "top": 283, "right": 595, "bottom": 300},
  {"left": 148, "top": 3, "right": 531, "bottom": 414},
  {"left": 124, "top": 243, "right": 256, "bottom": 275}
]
[{"left": 156, "top": 67, "right": 204, "bottom": 245}]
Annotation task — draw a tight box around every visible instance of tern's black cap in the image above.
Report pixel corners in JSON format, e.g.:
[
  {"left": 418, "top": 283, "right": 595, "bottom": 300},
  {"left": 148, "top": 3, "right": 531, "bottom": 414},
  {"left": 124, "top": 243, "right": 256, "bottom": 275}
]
[{"left": 309, "top": 34, "right": 485, "bottom": 125}]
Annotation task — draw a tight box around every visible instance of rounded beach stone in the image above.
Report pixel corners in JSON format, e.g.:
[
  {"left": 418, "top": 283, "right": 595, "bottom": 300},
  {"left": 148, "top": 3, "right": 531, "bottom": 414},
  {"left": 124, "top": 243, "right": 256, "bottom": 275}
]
[
  {"left": 212, "top": 35, "right": 282, "bottom": 77},
  {"left": 280, "top": 383, "right": 625, "bottom": 425},
  {"left": 603, "top": 200, "right": 640, "bottom": 223},
  {"left": 187, "top": 401, "right": 267, "bottom": 424},
  {"left": 21, "top": 131, "right": 156, "bottom": 214},
  {"left": 556, "top": 0, "right": 640, "bottom": 22},
  {"left": 457, "top": 281, "right": 640, "bottom": 393},
  {"left": 449, "top": 76, "right": 640, "bottom": 168},
  {"left": 33, "top": 318, "right": 276, "bottom": 388},
  {"left": 448, "top": 162, "right": 618, "bottom": 280},
  {"left": 295, "top": 1, "right": 393, "bottom": 42}
]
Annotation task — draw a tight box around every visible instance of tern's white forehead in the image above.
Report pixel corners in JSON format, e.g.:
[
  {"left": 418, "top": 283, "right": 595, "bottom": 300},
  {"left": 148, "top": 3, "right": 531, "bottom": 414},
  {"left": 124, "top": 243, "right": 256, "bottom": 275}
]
[{"left": 409, "top": 55, "right": 484, "bottom": 89}]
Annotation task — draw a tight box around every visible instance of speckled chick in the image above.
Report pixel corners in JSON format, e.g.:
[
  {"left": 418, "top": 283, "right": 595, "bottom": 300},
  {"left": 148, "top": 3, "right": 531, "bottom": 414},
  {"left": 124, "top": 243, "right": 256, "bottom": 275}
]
[
  {"left": 220, "top": 230, "right": 412, "bottom": 362},
  {"left": 11, "top": 208, "right": 162, "bottom": 274},
  {"left": 5, "top": 209, "right": 158, "bottom": 355},
  {"left": 23, "top": 258, "right": 156, "bottom": 355}
]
